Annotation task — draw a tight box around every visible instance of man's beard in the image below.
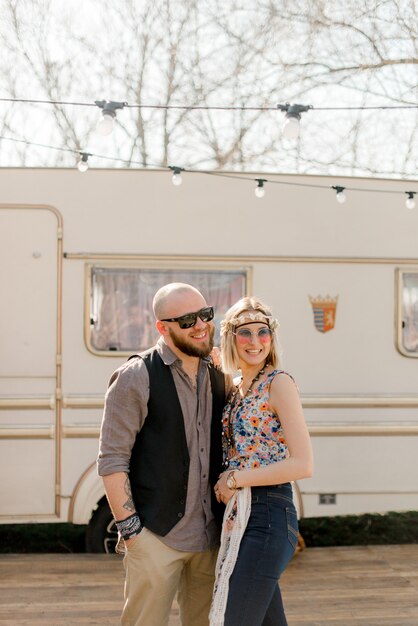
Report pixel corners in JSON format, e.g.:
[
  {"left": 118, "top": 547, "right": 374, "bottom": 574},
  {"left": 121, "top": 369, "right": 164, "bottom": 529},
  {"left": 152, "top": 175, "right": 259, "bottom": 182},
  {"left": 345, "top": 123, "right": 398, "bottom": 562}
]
[{"left": 168, "top": 325, "right": 215, "bottom": 358}]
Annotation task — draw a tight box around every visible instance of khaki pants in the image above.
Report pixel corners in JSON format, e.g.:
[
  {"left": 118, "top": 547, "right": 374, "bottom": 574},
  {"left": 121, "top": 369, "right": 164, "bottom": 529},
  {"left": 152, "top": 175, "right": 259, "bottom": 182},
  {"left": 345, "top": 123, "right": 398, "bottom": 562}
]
[{"left": 121, "top": 527, "right": 218, "bottom": 626}]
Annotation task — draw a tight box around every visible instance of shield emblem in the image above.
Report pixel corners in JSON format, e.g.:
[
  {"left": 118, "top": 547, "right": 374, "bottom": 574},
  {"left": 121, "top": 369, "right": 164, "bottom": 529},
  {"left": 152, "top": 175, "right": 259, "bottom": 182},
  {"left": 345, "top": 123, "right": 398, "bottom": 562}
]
[{"left": 309, "top": 295, "right": 338, "bottom": 333}]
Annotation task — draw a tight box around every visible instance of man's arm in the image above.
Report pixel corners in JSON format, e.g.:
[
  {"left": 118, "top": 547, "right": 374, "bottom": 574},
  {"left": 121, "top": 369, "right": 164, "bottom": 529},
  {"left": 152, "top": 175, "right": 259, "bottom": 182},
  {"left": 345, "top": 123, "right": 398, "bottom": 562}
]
[
  {"left": 103, "top": 472, "right": 142, "bottom": 546},
  {"left": 98, "top": 358, "right": 149, "bottom": 542},
  {"left": 103, "top": 472, "right": 136, "bottom": 521}
]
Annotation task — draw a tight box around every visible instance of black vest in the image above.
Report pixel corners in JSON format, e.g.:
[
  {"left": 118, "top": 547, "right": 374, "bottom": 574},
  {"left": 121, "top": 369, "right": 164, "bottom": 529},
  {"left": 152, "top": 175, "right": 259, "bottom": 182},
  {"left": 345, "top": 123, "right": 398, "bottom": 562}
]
[{"left": 129, "top": 349, "right": 225, "bottom": 536}]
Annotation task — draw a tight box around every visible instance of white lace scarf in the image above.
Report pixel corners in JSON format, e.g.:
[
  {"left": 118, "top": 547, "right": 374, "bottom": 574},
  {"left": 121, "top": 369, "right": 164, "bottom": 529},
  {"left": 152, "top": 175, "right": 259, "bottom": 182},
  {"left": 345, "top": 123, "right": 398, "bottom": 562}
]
[{"left": 209, "top": 486, "right": 252, "bottom": 626}]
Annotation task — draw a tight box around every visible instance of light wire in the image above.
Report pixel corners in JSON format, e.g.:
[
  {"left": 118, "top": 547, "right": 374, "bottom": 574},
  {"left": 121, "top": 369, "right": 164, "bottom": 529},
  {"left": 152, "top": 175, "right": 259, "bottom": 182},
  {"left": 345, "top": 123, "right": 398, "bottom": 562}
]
[
  {"left": 0, "top": 96, "right": 417, "bottom": 112},
  {"left": 1, "top": 133, "right": 416, "bottom": 200}
]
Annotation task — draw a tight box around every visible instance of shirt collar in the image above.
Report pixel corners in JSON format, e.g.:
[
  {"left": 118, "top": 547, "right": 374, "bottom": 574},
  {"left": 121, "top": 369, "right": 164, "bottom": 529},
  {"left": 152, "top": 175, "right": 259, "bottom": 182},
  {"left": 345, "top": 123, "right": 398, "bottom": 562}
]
[{"left": 157, "top": 336, "right": 178, "bottom": 365}]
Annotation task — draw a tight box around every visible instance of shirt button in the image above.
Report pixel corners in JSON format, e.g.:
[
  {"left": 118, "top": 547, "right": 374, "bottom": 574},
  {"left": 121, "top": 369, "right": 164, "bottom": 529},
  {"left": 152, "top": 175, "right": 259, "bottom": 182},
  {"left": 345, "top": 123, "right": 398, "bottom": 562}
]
[
  {"left": 203, "top": 474, "right": 206, "bottom": 478},
  {"left": 200, "top": 448, "right": 204, "bottom": 452},
  {"left": 203, "top": 499, "right": 207, "bottom": 503}
]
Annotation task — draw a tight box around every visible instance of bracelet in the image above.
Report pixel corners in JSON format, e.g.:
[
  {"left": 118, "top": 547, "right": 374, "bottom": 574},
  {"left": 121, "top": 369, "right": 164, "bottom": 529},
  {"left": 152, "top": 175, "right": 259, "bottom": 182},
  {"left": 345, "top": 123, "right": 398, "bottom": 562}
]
[{"left": 115, "top": 512, "right": 142, "bottom": 540}]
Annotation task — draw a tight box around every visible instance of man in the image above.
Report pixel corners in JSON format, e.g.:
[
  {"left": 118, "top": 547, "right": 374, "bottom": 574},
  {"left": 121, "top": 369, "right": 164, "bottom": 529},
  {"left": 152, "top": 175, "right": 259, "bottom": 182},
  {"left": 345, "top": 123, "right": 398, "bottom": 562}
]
[{"left": 97, "top": 283, "right": 227, "bottom": 626}]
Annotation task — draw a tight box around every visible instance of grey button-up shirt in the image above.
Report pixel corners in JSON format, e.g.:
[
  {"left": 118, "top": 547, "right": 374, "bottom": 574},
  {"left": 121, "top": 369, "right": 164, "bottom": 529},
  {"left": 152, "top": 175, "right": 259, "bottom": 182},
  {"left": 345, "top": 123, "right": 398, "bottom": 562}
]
[{"left": 98, "top": 337, "right": 224, "bottom": 552}]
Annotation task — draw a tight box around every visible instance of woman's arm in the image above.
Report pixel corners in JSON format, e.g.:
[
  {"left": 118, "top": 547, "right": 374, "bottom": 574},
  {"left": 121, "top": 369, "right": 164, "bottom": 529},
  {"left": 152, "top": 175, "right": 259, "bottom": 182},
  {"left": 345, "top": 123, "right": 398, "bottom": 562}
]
[{"left": 215, "top": 373, "right": 313, "bottom": 500}]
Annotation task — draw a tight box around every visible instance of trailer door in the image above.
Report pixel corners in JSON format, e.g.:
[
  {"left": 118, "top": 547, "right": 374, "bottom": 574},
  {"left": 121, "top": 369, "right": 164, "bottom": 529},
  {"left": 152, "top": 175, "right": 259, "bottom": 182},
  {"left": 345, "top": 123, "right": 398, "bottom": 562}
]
[{"left": 0, "top": 206, "right": 61, "bottom": 519}]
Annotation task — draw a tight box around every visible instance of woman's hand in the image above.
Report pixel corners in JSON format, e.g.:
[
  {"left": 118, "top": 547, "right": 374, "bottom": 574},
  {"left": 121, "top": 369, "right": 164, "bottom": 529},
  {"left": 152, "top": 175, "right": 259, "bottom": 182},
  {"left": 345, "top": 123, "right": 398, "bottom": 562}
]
[
  {"left": 214, "top": 471, "right": 235, "bottom": 504},
  {"left": 210, "top": 346, "right": 222, "bottom": 367}
]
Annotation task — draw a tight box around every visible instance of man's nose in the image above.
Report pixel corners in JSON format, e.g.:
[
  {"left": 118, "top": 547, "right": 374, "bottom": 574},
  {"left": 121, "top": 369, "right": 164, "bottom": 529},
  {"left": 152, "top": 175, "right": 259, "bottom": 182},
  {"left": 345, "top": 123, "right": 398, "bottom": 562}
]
[{"left": 193, "top": 315, "right": 206, "bottom": 329}]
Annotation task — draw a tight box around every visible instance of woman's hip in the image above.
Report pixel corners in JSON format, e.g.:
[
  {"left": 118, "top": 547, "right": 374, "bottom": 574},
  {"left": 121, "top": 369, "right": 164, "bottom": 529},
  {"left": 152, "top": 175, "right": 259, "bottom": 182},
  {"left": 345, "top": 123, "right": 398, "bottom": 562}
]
[{"left": 247, "top": 483, "right": 298, "bottom": 553}]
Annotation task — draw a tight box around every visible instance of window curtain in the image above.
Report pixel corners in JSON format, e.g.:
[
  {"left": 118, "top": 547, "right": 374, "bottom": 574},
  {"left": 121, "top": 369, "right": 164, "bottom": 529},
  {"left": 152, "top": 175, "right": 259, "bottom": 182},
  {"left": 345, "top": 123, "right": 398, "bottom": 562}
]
[
  {"left": 90, "top": 268, "right": 246, "bottom": 352},
  {"left": 402, "top": 273, "right": 418, "bottom": 354}
]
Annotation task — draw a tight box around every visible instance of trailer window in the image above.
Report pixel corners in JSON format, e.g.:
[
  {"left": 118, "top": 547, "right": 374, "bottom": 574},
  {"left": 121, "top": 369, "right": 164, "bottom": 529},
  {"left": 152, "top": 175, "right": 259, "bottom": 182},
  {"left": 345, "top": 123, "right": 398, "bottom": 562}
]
[
  {"left": 398, "top": 271, "right": 418, "bottom": 356},
  {"left": 88, "top": 267, "right": 247, "bottom": 353}
]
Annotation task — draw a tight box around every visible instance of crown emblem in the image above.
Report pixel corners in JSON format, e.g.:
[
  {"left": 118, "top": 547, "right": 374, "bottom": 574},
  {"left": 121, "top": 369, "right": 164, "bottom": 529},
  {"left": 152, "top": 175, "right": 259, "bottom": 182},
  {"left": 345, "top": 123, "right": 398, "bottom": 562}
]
[{"left": 309, "top": 295, "right": 338, "bottom": 333}]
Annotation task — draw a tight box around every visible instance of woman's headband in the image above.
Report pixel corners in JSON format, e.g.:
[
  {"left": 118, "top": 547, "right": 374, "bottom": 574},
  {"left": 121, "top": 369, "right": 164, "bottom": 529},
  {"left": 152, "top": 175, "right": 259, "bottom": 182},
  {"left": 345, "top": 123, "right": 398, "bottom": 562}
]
[{"left": 221, "top": 311, "right": 280, "bottom": 334}]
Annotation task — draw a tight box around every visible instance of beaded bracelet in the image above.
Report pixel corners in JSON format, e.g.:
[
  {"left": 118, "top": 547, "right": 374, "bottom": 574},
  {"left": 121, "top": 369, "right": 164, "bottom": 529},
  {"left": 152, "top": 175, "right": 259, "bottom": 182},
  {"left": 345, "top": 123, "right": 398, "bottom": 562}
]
[{"left": 115, "top": 512, "right": 142, "bottom": 540}]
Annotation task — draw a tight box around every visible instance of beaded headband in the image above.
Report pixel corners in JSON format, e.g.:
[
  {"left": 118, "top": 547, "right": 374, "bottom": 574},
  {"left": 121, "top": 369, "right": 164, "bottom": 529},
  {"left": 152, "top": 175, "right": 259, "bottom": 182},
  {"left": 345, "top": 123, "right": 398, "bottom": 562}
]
[{"left": 221, "top": 311, "right": 280, "bottom": 334}]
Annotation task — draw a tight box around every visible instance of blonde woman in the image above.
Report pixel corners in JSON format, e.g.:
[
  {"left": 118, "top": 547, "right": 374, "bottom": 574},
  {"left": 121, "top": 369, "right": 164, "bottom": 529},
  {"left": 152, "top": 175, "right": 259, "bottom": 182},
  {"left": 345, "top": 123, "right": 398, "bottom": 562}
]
[{"left": 210, "top": 297, "right": 313, "bottom": 626}]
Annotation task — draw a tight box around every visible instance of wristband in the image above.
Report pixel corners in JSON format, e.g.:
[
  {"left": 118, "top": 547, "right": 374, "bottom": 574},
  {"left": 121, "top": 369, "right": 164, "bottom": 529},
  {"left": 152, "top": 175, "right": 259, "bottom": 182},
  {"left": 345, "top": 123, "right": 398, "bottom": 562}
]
[{"left": 115, "top": 512, "right": 142, "bottom": 540}]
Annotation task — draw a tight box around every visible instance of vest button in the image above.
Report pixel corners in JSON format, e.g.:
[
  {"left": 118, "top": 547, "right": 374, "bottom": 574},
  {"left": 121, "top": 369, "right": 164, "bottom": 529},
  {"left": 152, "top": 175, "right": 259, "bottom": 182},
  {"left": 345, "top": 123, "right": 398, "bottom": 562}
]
[
  {"left": 180, "top": 499, "right": 185, "bottom": 504},
  {"left": 178, "top": 512, "right": 183, "bottom": 518}
]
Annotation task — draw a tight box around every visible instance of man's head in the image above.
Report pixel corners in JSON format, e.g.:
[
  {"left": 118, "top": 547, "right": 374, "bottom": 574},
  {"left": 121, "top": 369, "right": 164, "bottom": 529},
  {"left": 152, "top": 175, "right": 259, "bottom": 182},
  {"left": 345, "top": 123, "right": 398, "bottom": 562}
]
[{"left": 153, "top": 283, "right": 215, "bottom": 359}]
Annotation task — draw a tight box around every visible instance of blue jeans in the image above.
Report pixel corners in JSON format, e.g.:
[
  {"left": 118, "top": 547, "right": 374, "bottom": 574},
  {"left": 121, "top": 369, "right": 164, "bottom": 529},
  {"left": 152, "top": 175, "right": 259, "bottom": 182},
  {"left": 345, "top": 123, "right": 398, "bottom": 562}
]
[{"left": 224, "top": 483, "right": 298, "bottom": 626}]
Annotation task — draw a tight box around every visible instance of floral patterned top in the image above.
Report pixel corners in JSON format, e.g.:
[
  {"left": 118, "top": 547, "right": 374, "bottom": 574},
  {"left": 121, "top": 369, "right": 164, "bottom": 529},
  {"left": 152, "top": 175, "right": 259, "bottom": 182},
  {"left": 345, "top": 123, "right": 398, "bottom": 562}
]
[{"left": 222, "top": 370, "right": 294, "bottom": 470}]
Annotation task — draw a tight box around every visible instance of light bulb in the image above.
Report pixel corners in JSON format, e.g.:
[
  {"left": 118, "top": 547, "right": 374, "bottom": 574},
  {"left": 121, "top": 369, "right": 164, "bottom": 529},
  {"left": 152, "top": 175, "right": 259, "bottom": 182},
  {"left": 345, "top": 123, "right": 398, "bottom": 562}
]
[
  {"left": 77, "top": 156, "right": 89, "bottom": 173},
  {"left": 255, "top": 183, "right": 265, "bottom": 198},
  {"left": 96, "top": 112, "right": 114, "bottom": 136},
  {"left": 172, "top": 172, "right": 183, "bottom": 186},
  {"left": 282, "top": 115, "right": 300, "bottom": 139},
  {"left": 406, "top": 195, "right": 416, "bottom": 210},
  {"left": 336, "top": 190, "right": 346, "bottom": 204}
]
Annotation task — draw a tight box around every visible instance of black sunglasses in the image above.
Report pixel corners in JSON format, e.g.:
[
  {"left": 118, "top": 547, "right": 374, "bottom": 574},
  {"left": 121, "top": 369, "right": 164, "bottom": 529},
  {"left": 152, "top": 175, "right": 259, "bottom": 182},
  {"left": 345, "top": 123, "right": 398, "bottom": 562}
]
[{"left": 161, "top": 306, "right": 214, "bottom": 329}]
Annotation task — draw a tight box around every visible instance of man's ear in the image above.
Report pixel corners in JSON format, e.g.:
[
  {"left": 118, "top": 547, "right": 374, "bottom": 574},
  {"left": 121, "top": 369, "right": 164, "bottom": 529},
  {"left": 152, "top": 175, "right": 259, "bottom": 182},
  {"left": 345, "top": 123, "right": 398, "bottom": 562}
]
[{"left": 156, "top": 320, "right": 168, "bottom": 336}]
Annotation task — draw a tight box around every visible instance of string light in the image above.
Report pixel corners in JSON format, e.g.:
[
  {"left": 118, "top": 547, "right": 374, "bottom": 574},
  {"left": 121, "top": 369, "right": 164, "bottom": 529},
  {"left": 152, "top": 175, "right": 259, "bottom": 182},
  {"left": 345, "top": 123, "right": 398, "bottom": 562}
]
[
  {"left": 405, "top": 192, "right": 416, "bottom": 210},
  {"left": 0, "top": 97, "right": 416, "bottom": 151},
  {"left": 95, "top": 100, "right": 127, "bottom": 136},
  {"left": 169, "top": 166, "right": 184, "bottom": 186},
  {"left": 277, "top": 104, "right": 313, "bottom": 139},
  {"left": 255, "top": 178, "right": 266, "bottom": 198},
  {"left": 332, "top": 185, "right": 347, "bottom": 204},
  {"left": 77, "top": 152, "right": 90, "bottom": 172},
  {"left": 0, "top": 134, "right": 416, "bottom": 211}
]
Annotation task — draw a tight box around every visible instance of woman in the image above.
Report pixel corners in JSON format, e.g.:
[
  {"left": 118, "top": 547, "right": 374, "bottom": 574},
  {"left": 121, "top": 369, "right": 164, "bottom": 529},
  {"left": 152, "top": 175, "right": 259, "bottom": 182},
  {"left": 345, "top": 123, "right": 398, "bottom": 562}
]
[{"left": 210, "top": 297, "right": 313, "bottom": 626}]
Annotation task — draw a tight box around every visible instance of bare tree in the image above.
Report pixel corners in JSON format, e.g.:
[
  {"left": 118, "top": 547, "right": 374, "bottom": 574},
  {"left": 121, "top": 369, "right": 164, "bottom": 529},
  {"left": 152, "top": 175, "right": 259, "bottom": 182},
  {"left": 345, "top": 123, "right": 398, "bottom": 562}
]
[{"left": 0, "top": 0, "right": 416, "bottom": 177}]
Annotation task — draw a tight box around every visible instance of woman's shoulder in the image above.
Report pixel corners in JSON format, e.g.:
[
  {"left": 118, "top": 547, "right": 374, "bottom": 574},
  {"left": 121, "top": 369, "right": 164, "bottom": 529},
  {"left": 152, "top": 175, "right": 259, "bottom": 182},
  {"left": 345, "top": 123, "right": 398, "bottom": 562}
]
[
  {"left": 268, "top": 369, "right": 296, "bottom": 384},
  {"left": 267, "top": 369, "right": 300, "bottom": 397}
]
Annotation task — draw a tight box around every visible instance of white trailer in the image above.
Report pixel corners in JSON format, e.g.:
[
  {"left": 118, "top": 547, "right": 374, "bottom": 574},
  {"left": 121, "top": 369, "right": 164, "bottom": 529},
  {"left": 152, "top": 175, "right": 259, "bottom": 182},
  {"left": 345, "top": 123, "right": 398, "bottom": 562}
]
[{"left": 1, "top": 168, "right": 417, "bottom": 551}]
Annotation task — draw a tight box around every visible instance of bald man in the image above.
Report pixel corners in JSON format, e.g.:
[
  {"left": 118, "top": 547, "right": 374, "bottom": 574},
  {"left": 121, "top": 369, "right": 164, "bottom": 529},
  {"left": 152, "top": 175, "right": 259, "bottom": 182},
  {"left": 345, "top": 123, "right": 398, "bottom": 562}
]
[{"left": 98, "top": 283, "right": 228, "bottom": 626}]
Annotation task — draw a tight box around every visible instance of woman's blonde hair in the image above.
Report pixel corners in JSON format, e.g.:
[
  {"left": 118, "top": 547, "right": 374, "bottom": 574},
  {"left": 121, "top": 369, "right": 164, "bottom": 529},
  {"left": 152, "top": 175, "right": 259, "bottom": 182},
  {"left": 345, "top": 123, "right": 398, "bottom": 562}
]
[{"left": 220, "top": 296, "right": 281, "bottom": 375}]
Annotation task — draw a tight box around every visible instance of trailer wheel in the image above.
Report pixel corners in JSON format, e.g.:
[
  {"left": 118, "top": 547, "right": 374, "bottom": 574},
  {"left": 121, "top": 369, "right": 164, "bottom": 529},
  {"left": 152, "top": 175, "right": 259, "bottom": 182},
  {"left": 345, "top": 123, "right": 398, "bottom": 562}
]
[{"left": 85, "top": 497, "right": 118, "bottom": 553}]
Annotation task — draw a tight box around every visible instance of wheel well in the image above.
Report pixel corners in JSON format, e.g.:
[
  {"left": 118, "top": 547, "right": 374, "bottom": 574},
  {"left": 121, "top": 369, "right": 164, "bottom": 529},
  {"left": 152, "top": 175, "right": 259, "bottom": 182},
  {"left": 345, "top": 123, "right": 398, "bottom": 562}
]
[
  {"left": 69, "top": 462, "right": 106, "bottom": 524},
  {"left": 85, "top": 496, "right": 116, "bottom": 553}
]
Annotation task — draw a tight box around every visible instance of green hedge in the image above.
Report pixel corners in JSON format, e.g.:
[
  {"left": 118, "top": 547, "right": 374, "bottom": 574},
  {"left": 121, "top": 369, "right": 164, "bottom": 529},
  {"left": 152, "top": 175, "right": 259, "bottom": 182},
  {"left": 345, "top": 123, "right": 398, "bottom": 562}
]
[
  {"left": 1, "top": 522, "right": 87, "bottom": 553},
  {"left": 1, "top": 511, "right": 417, "bottom": 553},
  {"left": 299, "top": 511, "right": 418, "bottom": 547}
]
